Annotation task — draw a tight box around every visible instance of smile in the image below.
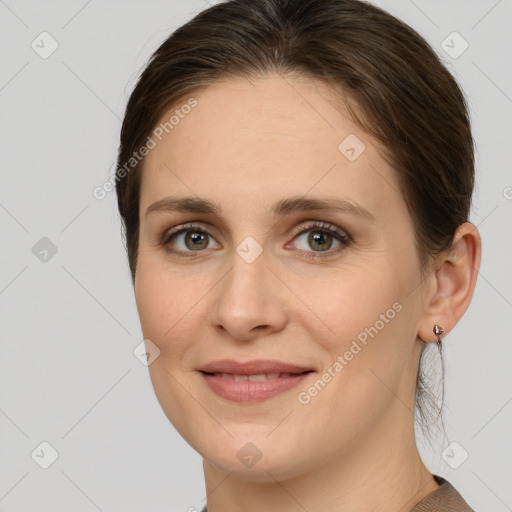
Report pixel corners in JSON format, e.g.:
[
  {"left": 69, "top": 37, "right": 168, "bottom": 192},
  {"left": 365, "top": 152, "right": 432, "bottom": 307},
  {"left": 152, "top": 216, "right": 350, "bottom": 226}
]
[{"left": 200, "top": 370, "right": 313, "bottom": 402}]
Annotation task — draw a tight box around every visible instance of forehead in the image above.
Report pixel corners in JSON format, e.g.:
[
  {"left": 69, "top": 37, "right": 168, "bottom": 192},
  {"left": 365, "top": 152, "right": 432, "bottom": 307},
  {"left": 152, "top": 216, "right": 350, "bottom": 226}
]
[{"left": 139, "top": 74, "right": 401, "bottom": 221}]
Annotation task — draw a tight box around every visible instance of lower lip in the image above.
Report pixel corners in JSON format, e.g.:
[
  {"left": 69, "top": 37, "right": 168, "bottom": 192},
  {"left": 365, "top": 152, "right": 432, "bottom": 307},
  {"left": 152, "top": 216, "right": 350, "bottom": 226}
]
[{"left": 201, "top": 372, "right": 313, "bottom": 403}]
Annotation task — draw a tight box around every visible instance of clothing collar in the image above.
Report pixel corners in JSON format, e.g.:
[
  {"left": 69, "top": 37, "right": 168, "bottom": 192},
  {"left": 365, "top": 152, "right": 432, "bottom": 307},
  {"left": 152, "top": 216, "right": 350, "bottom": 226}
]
[{"left": 409, "top": 474, "right": 474, "bottom": 511}]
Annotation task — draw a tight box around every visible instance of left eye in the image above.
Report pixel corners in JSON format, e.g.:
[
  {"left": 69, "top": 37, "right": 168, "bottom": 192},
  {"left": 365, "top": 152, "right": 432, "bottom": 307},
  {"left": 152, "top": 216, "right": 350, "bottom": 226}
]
[
  {"left": 288, "top": 222, "right": 350, "bottom": 256},
  {"left": 293, "top": 229, "right": 340, "bottom": 252}
]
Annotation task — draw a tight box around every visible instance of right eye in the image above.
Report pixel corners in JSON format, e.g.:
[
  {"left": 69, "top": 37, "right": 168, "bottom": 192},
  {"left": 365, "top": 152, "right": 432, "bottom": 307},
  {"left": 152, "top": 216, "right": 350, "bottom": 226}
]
[{"left": 161, "top": 223, "right": 221, "bottom": 257}]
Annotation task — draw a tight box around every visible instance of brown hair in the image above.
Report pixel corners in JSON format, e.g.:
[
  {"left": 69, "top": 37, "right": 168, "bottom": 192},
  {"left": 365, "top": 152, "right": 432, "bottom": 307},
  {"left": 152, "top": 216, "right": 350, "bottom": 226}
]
[{"left": 115, "top": 0, "right": 474, "bottom": 440}]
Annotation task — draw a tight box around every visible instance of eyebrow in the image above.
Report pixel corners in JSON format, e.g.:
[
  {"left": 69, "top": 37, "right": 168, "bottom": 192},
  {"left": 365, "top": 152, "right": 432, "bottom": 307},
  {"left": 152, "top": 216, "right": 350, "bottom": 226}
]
[{"left": 145, "top": 196, "right": 376, "bottom": 222}]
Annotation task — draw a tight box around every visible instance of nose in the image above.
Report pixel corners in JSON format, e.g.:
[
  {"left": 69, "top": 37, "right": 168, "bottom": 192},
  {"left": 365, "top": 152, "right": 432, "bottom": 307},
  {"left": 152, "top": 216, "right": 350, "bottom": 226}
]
[{"left": 209, "top": 250, "right": 289, "bottom": 341}]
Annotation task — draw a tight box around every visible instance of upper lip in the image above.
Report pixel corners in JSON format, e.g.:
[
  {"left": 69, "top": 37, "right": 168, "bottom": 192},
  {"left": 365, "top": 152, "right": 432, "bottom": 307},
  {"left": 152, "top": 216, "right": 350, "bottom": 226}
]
[{"left": 198, "top": 359, "right": 313, "bottom": 375}]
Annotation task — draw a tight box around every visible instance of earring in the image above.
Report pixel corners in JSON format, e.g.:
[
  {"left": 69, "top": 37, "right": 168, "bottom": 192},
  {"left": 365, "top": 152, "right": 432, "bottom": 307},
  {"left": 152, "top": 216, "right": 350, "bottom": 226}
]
[{"left": 433, "top": 324, "right": 444, "bottom": 347}]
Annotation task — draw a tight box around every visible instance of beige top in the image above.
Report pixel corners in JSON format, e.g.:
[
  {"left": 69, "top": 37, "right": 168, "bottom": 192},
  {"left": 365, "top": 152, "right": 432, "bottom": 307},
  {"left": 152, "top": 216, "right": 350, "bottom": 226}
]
[{"left": 200, "top": 474, "right": 475, "bottom": 511}]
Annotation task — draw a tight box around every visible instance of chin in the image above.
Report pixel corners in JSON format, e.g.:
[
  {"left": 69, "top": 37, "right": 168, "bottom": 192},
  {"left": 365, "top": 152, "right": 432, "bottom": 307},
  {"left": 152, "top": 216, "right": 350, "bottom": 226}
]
[
  {"left": 203, "top": 451, "right": 308, "bottom": 483},
  {"left": 195, "top": 428, "right": 315, "bottom": 483}
]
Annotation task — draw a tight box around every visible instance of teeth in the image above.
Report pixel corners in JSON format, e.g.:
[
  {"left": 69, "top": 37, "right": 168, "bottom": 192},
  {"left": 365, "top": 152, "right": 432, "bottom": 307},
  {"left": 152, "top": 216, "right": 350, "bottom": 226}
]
[
  {"left": 248, "top": 374, "right": 266, "bottom": 381},
  {"left": 214, "top": 372, "right": 297, "bottom": 380}
]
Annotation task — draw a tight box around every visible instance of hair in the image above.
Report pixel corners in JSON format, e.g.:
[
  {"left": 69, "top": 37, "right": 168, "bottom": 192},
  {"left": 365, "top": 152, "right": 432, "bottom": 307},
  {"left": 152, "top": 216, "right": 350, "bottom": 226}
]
[{"left": 115, "top": 0, "right": 474, "bottom": 441}]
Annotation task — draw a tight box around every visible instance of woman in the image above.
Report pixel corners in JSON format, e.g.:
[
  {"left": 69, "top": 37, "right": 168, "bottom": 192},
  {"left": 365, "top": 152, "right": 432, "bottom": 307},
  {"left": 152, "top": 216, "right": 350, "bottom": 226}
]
[{"left": 115, "top": 0, "right": 481, "bottom": 510}]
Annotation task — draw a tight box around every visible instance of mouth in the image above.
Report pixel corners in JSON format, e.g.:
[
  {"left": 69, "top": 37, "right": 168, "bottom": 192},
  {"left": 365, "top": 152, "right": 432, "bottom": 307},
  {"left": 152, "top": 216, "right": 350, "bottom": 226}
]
[
  {"left": 198, "top": 359, "right": 315, "bottom": 403},
  {"left": 202, "top": 371, "right": 310, "bottom": 381}
]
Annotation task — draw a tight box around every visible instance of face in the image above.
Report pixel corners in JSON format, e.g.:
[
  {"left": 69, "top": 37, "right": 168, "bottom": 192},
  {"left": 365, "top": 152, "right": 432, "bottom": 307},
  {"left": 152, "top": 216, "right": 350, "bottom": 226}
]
[{"left": 135, "top": 74, "right": 427, "bottom": 481}]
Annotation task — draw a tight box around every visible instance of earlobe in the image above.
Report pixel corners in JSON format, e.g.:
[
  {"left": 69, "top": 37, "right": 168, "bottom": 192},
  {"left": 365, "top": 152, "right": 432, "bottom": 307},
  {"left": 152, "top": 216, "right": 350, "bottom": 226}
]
[{"left": 417, "top": 222, "right": 482, "bottom": 343}]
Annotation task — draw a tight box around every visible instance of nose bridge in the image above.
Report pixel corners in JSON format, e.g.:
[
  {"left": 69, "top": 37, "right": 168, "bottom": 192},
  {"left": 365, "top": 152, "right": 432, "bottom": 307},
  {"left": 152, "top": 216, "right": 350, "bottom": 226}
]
[
  {"left": 209, "top": 243, "right": 287, "bottom": 339},
  {"left": 219, "top": 247, "right": 269, "bottom": 316}
]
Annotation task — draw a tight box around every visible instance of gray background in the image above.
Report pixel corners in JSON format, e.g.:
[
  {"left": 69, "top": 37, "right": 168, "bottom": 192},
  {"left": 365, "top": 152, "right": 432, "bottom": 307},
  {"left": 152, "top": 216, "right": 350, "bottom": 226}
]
[{"left": 0, "top": 0, "right": 511, "bottom": 510}]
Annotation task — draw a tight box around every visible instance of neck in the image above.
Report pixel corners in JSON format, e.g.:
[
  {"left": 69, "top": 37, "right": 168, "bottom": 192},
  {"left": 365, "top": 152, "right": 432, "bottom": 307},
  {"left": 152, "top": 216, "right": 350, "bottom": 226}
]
[{"left": 202, "top": 403, "right": 438, "bottom": 512}]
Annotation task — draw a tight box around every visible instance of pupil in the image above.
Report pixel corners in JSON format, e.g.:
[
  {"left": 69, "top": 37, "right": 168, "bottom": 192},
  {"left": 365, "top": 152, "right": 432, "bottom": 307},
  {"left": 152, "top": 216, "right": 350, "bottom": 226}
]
[
  {"left": 186, "top": 231, "right": 208, "bottom": 250},
  {"left": 309, "top": 231, "right": 332, "bottom": 251}
]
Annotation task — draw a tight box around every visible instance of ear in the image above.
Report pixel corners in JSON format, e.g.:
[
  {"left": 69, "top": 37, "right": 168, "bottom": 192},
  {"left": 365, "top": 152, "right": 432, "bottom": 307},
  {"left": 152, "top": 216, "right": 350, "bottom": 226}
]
[{"left": 417, "top": 222, "right": 482, "bottom": 343}]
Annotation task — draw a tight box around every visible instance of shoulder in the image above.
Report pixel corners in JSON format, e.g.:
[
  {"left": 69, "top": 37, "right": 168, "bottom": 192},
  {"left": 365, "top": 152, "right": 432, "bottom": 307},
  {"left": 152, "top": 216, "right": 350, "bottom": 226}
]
[
  {"left": 409, "top": 475, "right": 475, "bottom": 512},
  {"left": 200, "top": 476, "right": 475, "bottom": 512}
]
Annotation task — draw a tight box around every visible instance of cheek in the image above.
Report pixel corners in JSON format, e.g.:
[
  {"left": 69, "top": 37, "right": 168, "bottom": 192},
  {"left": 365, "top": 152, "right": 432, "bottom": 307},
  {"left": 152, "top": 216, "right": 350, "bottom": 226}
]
[
  {"left": 134, "top": 261, "right": 199, "bottom": 361},
  {"left": 291, "top": 270, "right": 413, "bottom": 440},
  {"left": 296, "top": 262, "right": 412, "bottom": 391},
  {"left": 134, "top": 263, "right": 204, "bottom": 435},
  {"left": 299, "top": 263, "right": 401, "bottom": 343}
]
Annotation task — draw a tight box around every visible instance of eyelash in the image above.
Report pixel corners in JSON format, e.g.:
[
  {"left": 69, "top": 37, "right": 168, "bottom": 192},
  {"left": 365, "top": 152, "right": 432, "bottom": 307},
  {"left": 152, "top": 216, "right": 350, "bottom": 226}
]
[{"left": 160, "top": 221, "right": 352, "bottom": 260}]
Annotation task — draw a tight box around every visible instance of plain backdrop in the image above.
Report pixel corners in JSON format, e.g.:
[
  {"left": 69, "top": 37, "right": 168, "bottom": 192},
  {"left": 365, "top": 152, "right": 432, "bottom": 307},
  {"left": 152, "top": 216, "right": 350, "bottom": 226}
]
[{"left": 1, "top": 0, "right": 511, "bottom": 511}]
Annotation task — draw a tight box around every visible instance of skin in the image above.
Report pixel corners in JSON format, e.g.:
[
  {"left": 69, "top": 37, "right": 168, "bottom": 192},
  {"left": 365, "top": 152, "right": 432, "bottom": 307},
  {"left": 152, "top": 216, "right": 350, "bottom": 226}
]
[{"left": 134, "top": 74, "right": 481, "bottom": 512}]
